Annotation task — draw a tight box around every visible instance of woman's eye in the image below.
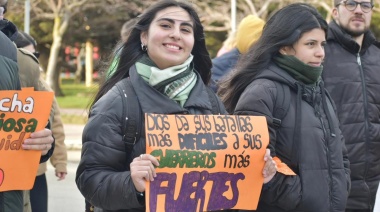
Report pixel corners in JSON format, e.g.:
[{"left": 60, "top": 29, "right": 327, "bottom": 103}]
[
  {"left": 160, "top": 24, "right": 171, "bottom": 29},
  {"left": 306, "top": 42, "right": 315, "bottom": 46},
  {"left": 181, "top": 28, "right": 191, "bottom": 33}
]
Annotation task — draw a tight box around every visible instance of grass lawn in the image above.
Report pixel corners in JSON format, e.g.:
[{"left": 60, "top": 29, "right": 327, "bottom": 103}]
[
  {"left": 56, "top": 78, "right": 98, "bottom": 124},
  {"left": 56, "top": 78, "right": 98, "bottom": 109}
]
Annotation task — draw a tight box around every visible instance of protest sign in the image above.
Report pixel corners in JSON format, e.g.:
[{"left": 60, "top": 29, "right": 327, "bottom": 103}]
[
  {"left": 0, "top": 88, "right": 53, "bottom": 191},
  {"left": 145, "top": 114, "right": 269, "bottom": 211}
]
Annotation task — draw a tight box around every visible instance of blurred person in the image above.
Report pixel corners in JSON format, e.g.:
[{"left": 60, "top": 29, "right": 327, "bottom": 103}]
[
  {"left": 211, "top": 14, "right": 264, "bottom": 92},
  {"left": 219, "top": 3, "right": 350, "bottom": 211},
  {"left": 75, "top": 0, "right": 277, "bottom": 211},
  {"left": 120, "top": 18, "right": 139, "bottom": 43},
  {"left": 322, "top": 0, "right": 380, "bottom": 211},
  {"left": 215, "top": 31, "right": 236, "bottom": 57},
  {"left": 15, "top": 31, "right": 68, "bottom": 212},
  {"left": 105, "top": 18, "right": 138, "bottom": 80},
  {"left": 0, "top": 2, "right": 55, "bottom": 212},
  {"left": 0, "top": 30, "right": 55, "bottom": 212}
]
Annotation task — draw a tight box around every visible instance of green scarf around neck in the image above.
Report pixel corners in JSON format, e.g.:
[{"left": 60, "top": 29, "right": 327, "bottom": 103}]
[
  {"left": 135, "top": 54, "right": 197, "bottom": 107},
  {"left": 273, "top": 54, "right": 323, "bottom": 85}
]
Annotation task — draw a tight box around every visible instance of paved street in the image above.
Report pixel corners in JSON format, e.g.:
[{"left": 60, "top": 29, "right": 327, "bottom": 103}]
[
  {"left": 46, "top": 150, "right": 84, "bottom": 212},
  {"left": 45, "top": 124, "right": 85, "bottom": 212}
]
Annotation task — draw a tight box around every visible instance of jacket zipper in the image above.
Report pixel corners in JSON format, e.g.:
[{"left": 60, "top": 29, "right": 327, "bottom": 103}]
[
  {"left": 314, "top": 86, "right": 332, "bottom": 211},
  {"left": 357, "top": 53, "right": 371, "bottom": 208}
]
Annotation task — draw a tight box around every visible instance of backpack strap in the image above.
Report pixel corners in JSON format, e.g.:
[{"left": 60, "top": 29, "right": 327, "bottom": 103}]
[
  {"left": 205, "top": 87, "right": 222, "bottom": 115},
  {"left": 272, "top": 81, "right": 291, "bottom": 129},
  {"left": 116, "top": 78, "right": 142, "bottom": 166},
  {"left": 86, "top": 79, "right": 142, "bottom": 212}
]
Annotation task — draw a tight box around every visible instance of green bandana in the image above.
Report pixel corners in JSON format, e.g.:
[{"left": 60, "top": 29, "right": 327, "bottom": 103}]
[
  {"left": 273, "top": 54, "right": 323, "bottom": 85},
  {"left": 135, "top": 54, "right": 197, "bottom": 106}
]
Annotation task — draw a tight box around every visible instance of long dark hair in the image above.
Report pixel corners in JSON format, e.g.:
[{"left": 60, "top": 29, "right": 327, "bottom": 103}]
[
  {"left": 219, "top": 3, "right": 328, "bottom": 113},
  {"left": 92, "top": 0, "right": 211, "bottom": 107}
]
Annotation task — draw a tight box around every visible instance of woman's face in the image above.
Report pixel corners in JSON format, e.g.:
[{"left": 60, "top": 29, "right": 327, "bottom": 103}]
[
  {"left": 141, "top": 6, "right": 195, "bottom": 69},
  {"left": 281, "top": 28, "right": 326, "bottom": 67}
]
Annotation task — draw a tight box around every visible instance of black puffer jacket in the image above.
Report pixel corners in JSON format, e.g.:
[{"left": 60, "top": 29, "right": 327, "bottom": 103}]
[
  {"left": 234, "top": 64, "right": 350, "bottom": 212},
  {"left": 76, "top": 66, "right": 227, "bottom": 211},
  {"left": 0, "top": 30, "right": 23, "bottom": 212},
  {"left": 0, "top": 31, "right": 20, "bottom": 90},
  {"left": 322, "top": 21, "right": 380, "bottom": 210}
]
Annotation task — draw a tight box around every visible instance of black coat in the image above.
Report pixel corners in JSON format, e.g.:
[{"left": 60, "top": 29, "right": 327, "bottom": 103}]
[
  {"left": 234, "top": 64, "right": 350, "bottom": 212},
  {"left": 76, "top": 66, "right": 227, "bottom": 211},
  {"left": 0, "top": 31, "right": 23, "bottom": 212},
  {"left": 0, "top": 31, "right": 20, "bottom": 91},
  {"left": 0, "top": 29, "right": 54, "bottom": 212},
  {"left": 322, "top": 21, "right": 380, "bottom": 210}
]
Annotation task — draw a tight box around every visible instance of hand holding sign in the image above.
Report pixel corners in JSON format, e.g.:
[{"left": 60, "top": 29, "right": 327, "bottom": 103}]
[
  {"left": 263, "top": 149, "right": 277, "bottom": 183},
  {"left": 0, "top": 88, "right": 53, "bottom": 192},
  {"left": 22, "top": 128, "right": 54, "bottom": 156},
  {"left": 130, "top": 153, "right": 160, "bottom": 193}
]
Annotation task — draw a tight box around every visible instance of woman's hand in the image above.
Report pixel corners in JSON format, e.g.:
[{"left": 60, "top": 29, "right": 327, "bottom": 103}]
[
  {"left": 130, "top": 154, "right": 160, "bottom": 192},
  {"left": 263, "top": 149, "right": 277, "bottom": 184},
  {"left": 55, "top": 172, "right": 67, "bottom": 181},
  {"left": 22, "top": 128, "right": 54, "bottom": 156}
]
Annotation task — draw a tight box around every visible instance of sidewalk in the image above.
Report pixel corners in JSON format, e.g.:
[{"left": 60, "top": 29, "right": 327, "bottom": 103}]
[
  {"left": 49, "top": 122, "right": 85, "bottom": 210},
  {"left": 60, "top": 108, "right": 87, "bottom": 150},
  {"left": 63, "top": 124, "right": 85, "bottom": 150}
]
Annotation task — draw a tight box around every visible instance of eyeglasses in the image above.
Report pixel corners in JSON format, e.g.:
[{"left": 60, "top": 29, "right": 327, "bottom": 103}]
[
  {"left": 336, "top": 1, "right": 374, "bottom": 13},
  {"left": 33, "top": 52, "right": 40, "bottom": 59}
]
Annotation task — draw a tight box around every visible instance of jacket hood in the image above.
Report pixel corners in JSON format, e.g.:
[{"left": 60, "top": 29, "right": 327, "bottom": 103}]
[{"left": 328, "top": 21, "right": 376, "bottom": 54}]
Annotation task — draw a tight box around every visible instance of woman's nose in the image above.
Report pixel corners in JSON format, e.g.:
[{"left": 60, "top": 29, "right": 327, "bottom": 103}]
[
  {"left": 316, "top": 45, "right": 325, "bottom": 58},
  {"left": 169, "top": 28, "right": 181, "bottom": 40}
]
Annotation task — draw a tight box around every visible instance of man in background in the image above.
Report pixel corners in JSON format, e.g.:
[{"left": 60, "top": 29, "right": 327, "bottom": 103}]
[{"left": 322, "top": 0, "right": 380, "bottom": 211}]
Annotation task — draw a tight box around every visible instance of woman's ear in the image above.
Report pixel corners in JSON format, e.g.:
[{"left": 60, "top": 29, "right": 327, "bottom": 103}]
[
  {"left": 279, "top": 47, "right": 288, "bottom": 55},
  {"left": 140, "top": 31, "right": 147, "bottom": 45},
  {"left": 332, "top": 7, "right": 339, "bottom": 21}
]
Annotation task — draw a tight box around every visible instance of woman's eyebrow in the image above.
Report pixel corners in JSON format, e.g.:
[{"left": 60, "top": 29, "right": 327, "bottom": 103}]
[{"left": 157, "top": 18, "right": 193, "bottom": 28}]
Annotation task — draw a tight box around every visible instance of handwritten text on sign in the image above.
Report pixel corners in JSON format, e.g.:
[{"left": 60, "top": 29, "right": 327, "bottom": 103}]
[
  {"left": 0, "top": 88, "right": 53, "bottom": 191},
  {"left": 145, "top": 114, "right": 269, "bottom": 211}
]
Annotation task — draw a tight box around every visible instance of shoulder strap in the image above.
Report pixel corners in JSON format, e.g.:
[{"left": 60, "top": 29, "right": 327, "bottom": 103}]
[
  {"left": 206, "top": 87, "right": 222, "bottom": 115},
  {"left": 85, "top": 79, "right": 142, "bottom": 211},
  {"left": 115, "top": 78, "right": 142, "bottom": 165},
  {"left": 272, "top": 81, "right": 291, "bottom": 128}
]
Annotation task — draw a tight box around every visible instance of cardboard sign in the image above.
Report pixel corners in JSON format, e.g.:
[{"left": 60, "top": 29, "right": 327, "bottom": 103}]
[
  {"left": 145, "top": 114, "right": 269, "bottom": 211},
  {"left": 0, "top": 88, "right": 53, "bottom": 191}
]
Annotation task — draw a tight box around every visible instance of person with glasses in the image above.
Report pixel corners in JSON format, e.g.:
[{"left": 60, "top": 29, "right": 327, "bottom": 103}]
[{"left": 322, "top": 0, "right": 380, "bottom": 211}]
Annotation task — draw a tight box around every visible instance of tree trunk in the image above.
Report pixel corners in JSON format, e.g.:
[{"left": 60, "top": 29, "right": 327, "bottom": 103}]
[
  {"left": 74, "top": 44, "right": 85, "bottom": 83},
  {"left": 85, "top": 41, "right": 94, "bottom": 87},
  {"left": 52, "top": 67, "right": 64, "bottom": 96},
  {"left": 45, "top": 16, "right": 69, "bottom": 96}
]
